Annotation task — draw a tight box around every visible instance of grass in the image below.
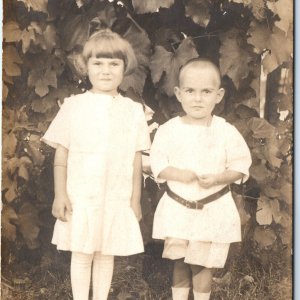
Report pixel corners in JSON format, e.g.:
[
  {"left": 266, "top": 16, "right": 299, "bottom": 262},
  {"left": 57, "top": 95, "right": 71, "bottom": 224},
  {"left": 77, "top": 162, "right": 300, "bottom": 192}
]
[{"left": 1, "top": 242, "right": 292, "bottom": 299}]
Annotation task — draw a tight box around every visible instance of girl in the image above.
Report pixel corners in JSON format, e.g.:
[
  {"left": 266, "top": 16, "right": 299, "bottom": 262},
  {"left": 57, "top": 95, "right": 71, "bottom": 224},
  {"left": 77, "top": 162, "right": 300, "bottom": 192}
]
[
  {"left": 42, "top": 29, "right": 150, "bottom": 300},
  {"left": 150, "top": 58, "right": 252, "bottom": 300}
]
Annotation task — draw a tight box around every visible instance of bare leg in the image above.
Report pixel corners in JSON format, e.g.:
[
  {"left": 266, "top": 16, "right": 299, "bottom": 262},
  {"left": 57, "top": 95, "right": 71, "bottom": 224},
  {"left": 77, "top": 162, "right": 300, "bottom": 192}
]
[
  {"left": 172, "top": 259, "right": 191, "bottom": 300},
  {"left": 190, "top": 265, "right": 212, "bottom": 292}
]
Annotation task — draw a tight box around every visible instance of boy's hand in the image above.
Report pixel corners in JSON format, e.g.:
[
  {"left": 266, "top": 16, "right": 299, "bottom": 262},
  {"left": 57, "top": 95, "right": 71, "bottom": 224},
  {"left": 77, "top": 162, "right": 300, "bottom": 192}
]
[
  {"left": 198, "top": 174, "right": 218, "bottom": 188},
  {"left": 52, "top": 195, "right": 72, "bottom": 222},
  {"left": 131, "top": 201, "right": 142, "bottom": 221}
]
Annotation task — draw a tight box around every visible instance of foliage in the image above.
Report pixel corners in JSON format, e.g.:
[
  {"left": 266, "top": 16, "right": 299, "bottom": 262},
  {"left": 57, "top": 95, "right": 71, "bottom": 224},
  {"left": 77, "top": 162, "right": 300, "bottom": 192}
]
[{"left": 2, "top": 0, "right": 293, "bottom": 273}]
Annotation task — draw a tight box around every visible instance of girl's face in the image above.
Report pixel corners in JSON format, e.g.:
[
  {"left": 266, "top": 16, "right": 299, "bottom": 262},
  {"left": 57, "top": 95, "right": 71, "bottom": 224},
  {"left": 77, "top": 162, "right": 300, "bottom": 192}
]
[
  {"left": 87, "top": 57, "right": 125, "bottom": 95},
  {"left": 174, "top": 65, "right": 224, "bottom": 125}
]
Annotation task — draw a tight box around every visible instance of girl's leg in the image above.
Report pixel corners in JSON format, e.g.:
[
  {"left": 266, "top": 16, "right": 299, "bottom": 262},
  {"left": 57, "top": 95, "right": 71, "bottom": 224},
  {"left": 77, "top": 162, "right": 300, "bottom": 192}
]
[
  {"left": 71, "top": 251, "right": 93, "bottom": 300},
  {"left": 190, "top": 265, "right": 212, "bottom": 300},
  {"left": 92, "top": 252, "right": 114, "bottom": 300},
  {"left": 172, "top": 259, "right": 191, "bottom": 300}
]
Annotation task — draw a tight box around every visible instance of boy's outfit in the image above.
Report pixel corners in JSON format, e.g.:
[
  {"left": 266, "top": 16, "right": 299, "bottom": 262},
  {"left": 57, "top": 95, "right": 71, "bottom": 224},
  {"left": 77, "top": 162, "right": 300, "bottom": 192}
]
[{"left": 151, "top": 115, "right": 252, "bottom": 267}]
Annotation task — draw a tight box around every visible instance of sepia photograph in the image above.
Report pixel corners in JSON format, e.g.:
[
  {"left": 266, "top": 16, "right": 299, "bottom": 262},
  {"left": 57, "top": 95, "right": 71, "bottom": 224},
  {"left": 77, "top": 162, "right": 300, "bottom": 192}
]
[{"left": 2, "top": 0, "right": 293, "bottom": 299}]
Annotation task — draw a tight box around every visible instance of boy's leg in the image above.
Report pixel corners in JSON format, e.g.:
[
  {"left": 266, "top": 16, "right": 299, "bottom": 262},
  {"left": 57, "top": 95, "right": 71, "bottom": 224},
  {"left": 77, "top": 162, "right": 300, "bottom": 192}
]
[
  {"left": 190, "top": 265, "right": 212, "bottom": 300},
  {"left": 172, "top": 259, "right": 191, "bottom": 300},
  {"left": 71, "top": 251, "right": 93, "bottom": 300},
  {"left": 92, "top": 252, "right": 114, "bottom": 300}
]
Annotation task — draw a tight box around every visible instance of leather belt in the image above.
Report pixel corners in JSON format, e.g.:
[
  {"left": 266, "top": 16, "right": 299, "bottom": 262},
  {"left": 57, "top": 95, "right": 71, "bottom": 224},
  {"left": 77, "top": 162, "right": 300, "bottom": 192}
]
[{"left": 166, "top": 185, "right": 230, "bottom": 210}]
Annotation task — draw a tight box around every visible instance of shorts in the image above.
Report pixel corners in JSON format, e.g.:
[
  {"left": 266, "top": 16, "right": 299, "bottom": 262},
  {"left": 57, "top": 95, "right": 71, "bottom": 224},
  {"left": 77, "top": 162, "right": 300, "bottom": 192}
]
[{"left": 162, "top": 238, "right": 230, "bottom": 268}]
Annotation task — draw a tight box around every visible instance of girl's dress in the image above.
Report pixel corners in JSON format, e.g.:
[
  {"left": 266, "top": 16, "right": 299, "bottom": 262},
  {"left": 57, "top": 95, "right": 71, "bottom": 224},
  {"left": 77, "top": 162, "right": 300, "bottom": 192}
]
[
  {"left": 42, "top": 91, "right": 150, "bottom": 255},
  {"left": 150, "top": 116, "right": 252, "bottom": 265}
]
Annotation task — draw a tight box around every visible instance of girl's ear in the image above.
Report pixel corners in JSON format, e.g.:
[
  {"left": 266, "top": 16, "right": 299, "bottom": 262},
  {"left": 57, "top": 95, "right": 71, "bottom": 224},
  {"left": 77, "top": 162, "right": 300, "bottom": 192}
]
[
  {"left": 174, "top": 86, "right": 182, "bottom": 102},
  {"left": 216, "top": 88, "right": 225, "bottom": 103}
]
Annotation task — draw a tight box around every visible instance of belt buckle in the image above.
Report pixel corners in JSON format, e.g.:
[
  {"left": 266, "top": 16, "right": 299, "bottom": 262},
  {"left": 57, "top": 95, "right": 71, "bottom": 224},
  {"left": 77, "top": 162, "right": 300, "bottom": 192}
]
[
  {"left": 185, "top": 201, "right": 192, "bottom": 209},
  {"left": 196, "top": 202, "right": 204, "bottom": 210}
]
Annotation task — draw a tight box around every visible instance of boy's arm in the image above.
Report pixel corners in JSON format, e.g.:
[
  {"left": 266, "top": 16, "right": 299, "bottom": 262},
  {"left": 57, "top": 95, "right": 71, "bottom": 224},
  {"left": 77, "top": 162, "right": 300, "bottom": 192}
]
[
  {"left": 52, "top": 145, "right": 72, "bottom": 222},
  {"left": 131, "top": 151, "right": 143, "bottom": 221},
  {"left": 158, "top": 166, "right": 198, "bottom": 183},
  {"left": 198, "top": 170, "right": 243, "bottom": 188}
]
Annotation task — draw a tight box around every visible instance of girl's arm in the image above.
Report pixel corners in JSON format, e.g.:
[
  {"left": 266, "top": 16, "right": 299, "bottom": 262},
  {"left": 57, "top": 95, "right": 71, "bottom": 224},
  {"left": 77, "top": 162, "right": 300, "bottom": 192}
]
[
  {"left": 52, "top": 145, "right": 72, "bottom": 222},
  {"left": 158, "top": 167, "right": 198, "bottom": 183},
  {"left": 198, "top": 170, "right": 244, "bottom": 188},
  {"left": 131, "top": 151, "right": 143, "bottom": 221}
]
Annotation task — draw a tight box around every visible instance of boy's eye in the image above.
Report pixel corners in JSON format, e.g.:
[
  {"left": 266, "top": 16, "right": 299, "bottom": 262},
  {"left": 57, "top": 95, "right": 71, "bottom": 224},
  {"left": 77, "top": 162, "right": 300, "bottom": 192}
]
[
  {"left": 203, "top": 90, "right": 212, "bottom": 94},
  {"left": 185, "top": 89, "right": 194, "bottom": 94}
]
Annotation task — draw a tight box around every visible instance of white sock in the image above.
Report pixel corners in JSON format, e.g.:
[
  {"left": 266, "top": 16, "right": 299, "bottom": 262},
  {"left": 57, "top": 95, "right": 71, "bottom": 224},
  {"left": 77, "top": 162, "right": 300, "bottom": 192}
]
[
  {"left": 171, "top": 287, "right": 190, "bottom": 300},
  {"left": 71, "top": 251, "right": 93, "bottom": 300},
  {"left": 193, "top": 290, "right": 211, "bottom": 300},
  {"left": 92, "top": 252, "right": 114, "bottom": 300}
]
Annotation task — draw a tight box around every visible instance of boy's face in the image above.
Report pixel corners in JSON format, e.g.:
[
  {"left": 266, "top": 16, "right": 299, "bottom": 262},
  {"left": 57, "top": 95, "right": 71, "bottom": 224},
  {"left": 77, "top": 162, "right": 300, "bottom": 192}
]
[
  {"left": 174, "top": 63, "right": 224, "bottom": 124},
  {"left": 87, "top": 57, "right": 124, "bottom": 95}
]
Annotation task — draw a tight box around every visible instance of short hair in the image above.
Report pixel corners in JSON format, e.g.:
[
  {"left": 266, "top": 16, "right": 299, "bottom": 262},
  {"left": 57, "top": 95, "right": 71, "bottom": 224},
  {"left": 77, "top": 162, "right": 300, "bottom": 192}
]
[
  {"left": 76, "top": 29, "right": 137, "bottom": 76},
  {"left": 178, "top": 57, "right": 222, "bottom": 87}
]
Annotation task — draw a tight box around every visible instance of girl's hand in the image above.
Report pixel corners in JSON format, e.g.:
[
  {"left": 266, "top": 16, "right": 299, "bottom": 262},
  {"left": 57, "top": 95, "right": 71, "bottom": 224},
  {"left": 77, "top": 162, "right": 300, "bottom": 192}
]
[
  {"left": 131, "top": 201, "right": 142, "bottom": 221},
  {"left": 52, "top": 195, "right": 72, "bottom": 222},
  {"left": 198, "top": 174, "right": 218, "bottom": 188}
]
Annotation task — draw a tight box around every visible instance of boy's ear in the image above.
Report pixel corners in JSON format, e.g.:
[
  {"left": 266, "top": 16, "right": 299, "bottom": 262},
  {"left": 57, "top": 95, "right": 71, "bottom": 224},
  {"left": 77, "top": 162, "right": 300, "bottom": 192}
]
[
  {"left": 174, "top": 86, "right": 181, "bottom": 102},
  {"left": 216, "top": 88, "right": 225, "bottom": 103}
]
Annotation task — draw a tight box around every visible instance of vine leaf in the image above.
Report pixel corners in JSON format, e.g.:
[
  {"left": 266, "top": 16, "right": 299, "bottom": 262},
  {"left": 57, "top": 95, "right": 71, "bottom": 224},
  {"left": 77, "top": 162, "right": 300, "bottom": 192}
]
[
  {"left": 3, "top": 46, "right": 23, "bottom": 77},
  {"left": 61, "top": 14, "right": 90, "bottom": 51},
  {"left": 256, "top": 196, "right": 272, "bottom": 225},
  {"left": 150, "top": 38, "right": 198, "bottom": 96},
  {"left": 279, "top": 180, "right": 292, "bottom": 205},
  {"left": 3, "top": 132, "right": 18, "bottom": 158},
  {"left": 28, "top": 68, "right": 57, "bottom": 97},
  {"left": 264, "top": 185, "right": 278, "bottom": 197},
  {"left": 246, "top": 117, "right": 275, "bottom": 138},
  {"left": 247, "top": 21, "right": 292, "bottom": 74},
  {"left": 246, "top": 0, "right": 267, "bottom": 21},
  {"left": 253, "top": 227, "right": 276, "bottom": 248},
  {"left": 120, "top": 24, "right": 151, "bottom": 95},
  {"left": 3, "top": 83, "right": 9, "bottom": 101},
  {"left": 17, "top": 0, "right": 48, "bottom": 13},
  {"left": 184, "top": 0, "right": 211, "bottom": 27},
  {"left": 36, "top": 24, "right": 57, "bottom": 51},
  {"left": 18, "top": 157, "right": 33, "bottom": 181},
  {"left": 267, "top": 0, "right": 293, "bottom": 34},
  {"left": 5, "top": 181, "right": 18, "bottom": 203},
  {"left": 264, "top": 139, "right": 282, "bottom": 168},
  {"left": 132, "top": 0, "right": 174, "bottom": 13},
  {"left": 18, "top": 203, "right": 41, "bottom": 249},
  {"left": 219, "top": 29, "right": 251, "bottom": 89},
  {"left": 249, "top": 162, "right": 270, "bottom": 184},
  {"left": 2, "top": 206, "right": 18, "bottom": 242},
  {"left": 3, "top": 21, "right": 22, "bottom": 42}
]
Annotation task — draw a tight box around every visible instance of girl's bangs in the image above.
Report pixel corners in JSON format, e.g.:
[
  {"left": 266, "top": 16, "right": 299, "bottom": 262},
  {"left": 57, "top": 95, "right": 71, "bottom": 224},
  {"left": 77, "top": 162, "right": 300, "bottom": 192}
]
[{"left": 85, "top": 38, "right": 126, "bottom": 61}]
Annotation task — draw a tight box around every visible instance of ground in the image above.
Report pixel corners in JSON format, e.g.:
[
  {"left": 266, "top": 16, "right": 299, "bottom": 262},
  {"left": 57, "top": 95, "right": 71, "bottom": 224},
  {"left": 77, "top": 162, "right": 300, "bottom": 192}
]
[{"left": 1, "top": 242, "right": 292, "bottom": 300}]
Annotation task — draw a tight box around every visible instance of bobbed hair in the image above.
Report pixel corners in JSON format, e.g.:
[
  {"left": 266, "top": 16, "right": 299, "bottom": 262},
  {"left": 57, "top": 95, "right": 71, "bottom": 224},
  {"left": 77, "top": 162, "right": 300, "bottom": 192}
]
[{"left": 76, "top": 29, "right": 138, "bottom": 76}]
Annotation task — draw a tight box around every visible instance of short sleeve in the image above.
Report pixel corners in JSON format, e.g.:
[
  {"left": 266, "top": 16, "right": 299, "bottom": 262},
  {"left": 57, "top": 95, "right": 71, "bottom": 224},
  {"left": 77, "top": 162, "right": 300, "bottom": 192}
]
[
  {"left": 135, "top": 105, "right": 151, "bottom": 152},
  {"left": 150, "top": 124, "right": 170, "bottom": 183},
  {"left": 225, "top": 124, "right": 252, "bottom": 183},
  {"left": 41, "top": 98, "right": 72, "bottom": 149}
]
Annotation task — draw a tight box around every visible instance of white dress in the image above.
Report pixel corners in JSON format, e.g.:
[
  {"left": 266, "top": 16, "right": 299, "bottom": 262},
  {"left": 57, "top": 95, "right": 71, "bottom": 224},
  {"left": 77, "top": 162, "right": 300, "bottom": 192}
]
[
  {"left": 42, "top": 91, "right": 150, "bottom": 255},
  {"left": 151, "top": 116, "right": 252, "bottom": 243}
]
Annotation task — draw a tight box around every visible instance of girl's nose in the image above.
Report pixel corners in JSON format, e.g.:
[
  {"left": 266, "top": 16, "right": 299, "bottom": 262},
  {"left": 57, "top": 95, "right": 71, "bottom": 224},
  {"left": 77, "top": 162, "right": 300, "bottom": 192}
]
[{"left": 101, "top": 64, "right": 110, "bottom": 74}]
